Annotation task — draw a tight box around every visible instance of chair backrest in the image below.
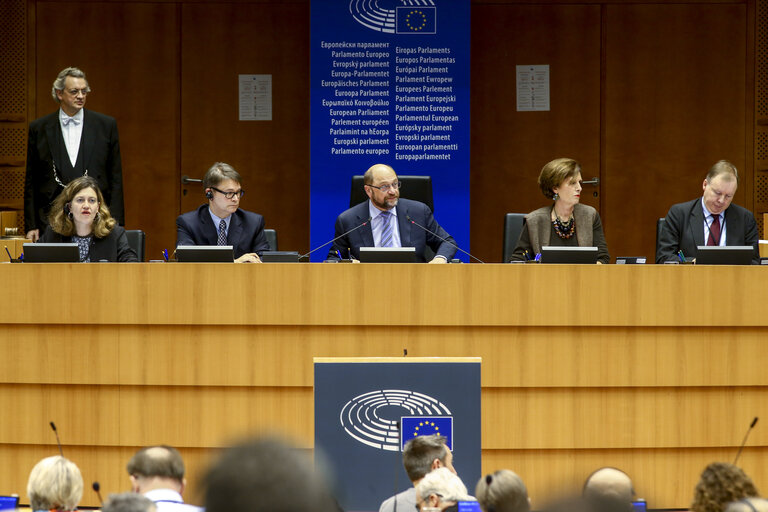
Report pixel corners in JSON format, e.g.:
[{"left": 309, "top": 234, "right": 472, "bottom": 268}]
[
  {"left": 264, "top": 228, "right": 278, "bottom": 251},
  {"left": 350, "top": 175, "right": 434, "bottom": 212},
  {"left": 656, "top": 218, "right": 665, "bottom": 260},
  {"left": 502, "top": 213, "right": 526, "bottom": 263},
  {"left": 125, "top": 229, "right": 145, "bottom": 261}
]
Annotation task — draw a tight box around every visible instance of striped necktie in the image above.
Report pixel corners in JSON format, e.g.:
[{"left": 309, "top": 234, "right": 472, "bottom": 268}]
[{"left": 379, "top": 211, "right": 394, "bottom": 247}]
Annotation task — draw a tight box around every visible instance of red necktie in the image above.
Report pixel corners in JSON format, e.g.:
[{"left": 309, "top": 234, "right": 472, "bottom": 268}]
[{"left": 707, "top": 214, "right": 721, "bottom": 246}]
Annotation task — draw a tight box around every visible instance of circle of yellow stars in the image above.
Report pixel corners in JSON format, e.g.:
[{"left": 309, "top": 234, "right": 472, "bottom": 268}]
[
  {"left": 413, "top": 421, "right": 439, "bottom": 437},
  {"left": 405, "top": 10, "right": 428, "bottom": 31}
]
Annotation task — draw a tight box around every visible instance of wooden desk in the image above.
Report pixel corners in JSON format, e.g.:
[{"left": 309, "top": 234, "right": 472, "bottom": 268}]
[{"left": 1, "top": 263, "right": 766, "bottom": 507}]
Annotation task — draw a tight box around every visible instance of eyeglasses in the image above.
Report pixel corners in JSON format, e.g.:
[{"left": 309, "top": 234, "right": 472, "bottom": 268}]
[
  {"left": 367, "top": 181, "right": 402, "bottom": 193},
  {"left": 66, "top": 89, "right": 89, "bottom": 96},
  {"left": 211, "top": 187, "right": 245, "bottom": 199}
]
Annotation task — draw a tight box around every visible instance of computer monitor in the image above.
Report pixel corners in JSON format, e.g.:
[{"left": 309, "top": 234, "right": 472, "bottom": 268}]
[
  {"left": 175, "top": 246, "right": 234, "bottom": 262},
  {"left": 0, "top": 496, "right": 18, "bottom": 510},
  {"left": 23, "top": 243, "right": 79, "bottom": 263},
  {"left": 540, "top": 246, "right": 598, "bottom": 264},
  {"left": 358, "top": 247, "right": 417, "bottom": 263},
  {"left": 695, "top": 245, "right": 754, "bottom": 265}
]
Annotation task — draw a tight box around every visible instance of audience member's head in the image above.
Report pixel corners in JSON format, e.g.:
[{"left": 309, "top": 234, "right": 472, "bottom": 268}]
[
  {"left": 582, "top": 467, "right": 635, "bottom": 512},
  {"left": 692, "top": 463, "right": 759, "bottom": 512},
  {"left": 127, "top": 445, "right": 186, "bottom": 494},
  {"left": 103, "top": 493, "right": 157, "bottom": 512},
  {"left": 416, "top": 467, "right": 472, "bottom": 511},
  {"left": 204, "top": 436, "right": 338, "bottom": 512},
  {"left": 27, "top": 455, "right": 83, "bottom": 512},
  {"left": 475, "top": 470, "right": 530, "bottom": 512},
  {"left": 726, "top": 498, "right": 768, "bottom": 512},
  {"left": 403, "top": 435, "right": 456, "bottom": 484}
]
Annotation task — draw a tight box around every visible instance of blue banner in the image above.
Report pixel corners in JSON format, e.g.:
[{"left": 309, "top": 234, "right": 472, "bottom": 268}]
[
  {"left": 310, "top": 0, "right": 471, "bottom": 261},
  {"left": 315, "top": 359, "right": 481, "bottom": 511}
]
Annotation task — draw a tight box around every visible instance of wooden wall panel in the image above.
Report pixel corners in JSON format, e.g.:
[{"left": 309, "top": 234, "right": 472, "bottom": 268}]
[
  {"left": 604, "top": 3, "right": 749, "bottom": 260},
  {"left": 179, "top": 2, "right": 310, "bottom": 254},
  {"left": 470, "top": 4, "right": 602, "bottom": 263},
  {"left": 34, "top": 2, "right": 180, "bottom": 260}
]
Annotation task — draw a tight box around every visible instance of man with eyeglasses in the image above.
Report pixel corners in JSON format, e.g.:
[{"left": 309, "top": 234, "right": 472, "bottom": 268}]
[
  {"left": 327, "top": 163, "right": 457, "bottom": 262},
  {"left": 25, "top": 67, "right": 123, "bottom": 242},
  {"left": 176, "top": 162, "right": 269, "bottom": 262},
  {"left": 656, "top": 160, "right": 759, "bottom": 263}
]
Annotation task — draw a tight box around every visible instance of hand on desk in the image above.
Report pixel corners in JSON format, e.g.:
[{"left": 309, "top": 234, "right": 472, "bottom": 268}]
[
  {"left": 428, "top": 257, "right": 448, "bottom": 264},
  {"left": 26, "top": 229, "right": 40, "bottom": 243},
  {"left": 235, "top": 253, "right": 262, "bottom": 263}
]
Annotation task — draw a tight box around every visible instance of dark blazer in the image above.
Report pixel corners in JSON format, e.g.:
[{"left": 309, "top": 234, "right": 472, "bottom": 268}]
[
  {"left": 327, "top": 198, "right": 457, "bottom": 262},
  {"left": 176, "top": 205, "right": 270, "bottom": 258},
  {"left": 657, "top": 198, "right": 759, "bottom": 263},
  {"left": 39, "top": 225, "right": 137, "bottom": 262},
  {"left": 25, "top": 109, "right": 124, "bottom": 232}
]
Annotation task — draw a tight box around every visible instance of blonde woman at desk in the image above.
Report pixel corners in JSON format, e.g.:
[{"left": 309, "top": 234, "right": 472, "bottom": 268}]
[{"left": 39, "top": 176, "right": 137, "bottom": 262}]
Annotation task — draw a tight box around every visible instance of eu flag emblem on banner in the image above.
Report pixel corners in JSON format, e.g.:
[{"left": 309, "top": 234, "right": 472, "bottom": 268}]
[
  {"left": 401, "top": 416, "right": 453, "bottom": 450},
  {"left": 396, "top": 7, "right": 437, "bottom": 34}
]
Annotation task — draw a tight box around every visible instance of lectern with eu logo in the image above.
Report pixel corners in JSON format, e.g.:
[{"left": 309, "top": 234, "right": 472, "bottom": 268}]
[{"left": 314, "top": 357, "right": 481, "bottom": 512}]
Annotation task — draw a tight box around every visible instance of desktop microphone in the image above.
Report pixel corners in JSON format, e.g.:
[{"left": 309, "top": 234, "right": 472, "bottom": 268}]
[
  {"left": 49, "top": 421, "right": 63, "bottom": 456},
  {"left": 733, "top": 417, "right": 758, "bottom": 465},
  {"left": 92, "top": 482, "right": 104, "bottom": 506},
  {"left": 405, "top": 215, "right": 485, "bottom": 264},
  {"left": 299, "top": 217, "right": 372, "bottom": 260}
]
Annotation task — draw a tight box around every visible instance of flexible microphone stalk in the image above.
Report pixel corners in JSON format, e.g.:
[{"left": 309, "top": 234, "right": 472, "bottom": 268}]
[
  {"left": 92, "top": 482, "right": 104, "bottom": 506},
  {"left": 300, "top": 217, "right": 372, "bottom": 260},
  {"left": 49, "top": 421, "right": 63, "bottom": 457},
  {"left": 733, "top": 417, "right": 758, "bottom": 465},
  {"left": 405, "top": 215, "right": 485, "bottom": 264}
]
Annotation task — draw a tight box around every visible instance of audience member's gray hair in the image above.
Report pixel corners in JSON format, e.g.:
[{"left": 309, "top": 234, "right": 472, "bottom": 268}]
[
  {"left": 475, "top": 470, "right": 530, "bottom": 512},
  {"left": 416, "top": 467, "right": 471, "bottom": 504},
  {"left": 27, "top": 455, "right": 83, "bottom": 511},
  {"left": 103, "top": 493, "right": 157, "bottom": 512},
  {"left": 52, "top": 67, "right": 90, "bottom": 103}
]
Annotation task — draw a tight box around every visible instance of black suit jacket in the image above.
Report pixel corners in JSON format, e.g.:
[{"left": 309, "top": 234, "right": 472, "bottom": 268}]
[
  {"left": 327, "top": 198, "right": 457, "bottom": 262},
  {"left": 39, "top": 225, "right": 137, "bottom": 262},
  {"left": 176, "top": 205, "right": 270, "bottom": 259},
  {"left": 25, "top": 109, "right": 124, "bottom": 232},
  {"left": 657, "top": 197, "right": 759, "bottom": 263}
]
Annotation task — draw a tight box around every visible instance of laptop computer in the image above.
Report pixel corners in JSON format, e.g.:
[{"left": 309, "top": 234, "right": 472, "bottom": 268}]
[
  {"left": 358, "top": 247, "right": 417, "bottom": 263},
  {"left": 695, "top": 245, "right": 754, "bottom": 265},
  {"left": 540, "top": 246, "right": 598, "bottom": 264},
  {"left": 23, "top": 243, "right": 79, "bottom": 263},
  {"left": 0, "top": 496, "right": 18, "bottom": 510},
  {"left": 175, "top": 246, "right": 234, "bottom": 262}
]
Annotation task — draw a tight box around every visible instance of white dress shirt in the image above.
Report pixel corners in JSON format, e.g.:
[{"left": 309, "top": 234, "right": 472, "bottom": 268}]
[
  {"left": 369, "top": 201, "right": 401, "bottom": 247},
  {"left": 59, "top": 108, "right": 84, "bottom": 167}
]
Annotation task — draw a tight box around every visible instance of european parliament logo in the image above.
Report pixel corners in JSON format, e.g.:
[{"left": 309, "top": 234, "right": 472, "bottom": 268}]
[
  {"left": 348, "top": 1, "right": 437, "bottom": 34},
  {"left": 401, "top": 416, "right": 453, "bottom": 450},
  {"left": 396, "top": 7, "right": 437, "bottom": 34},
  {"left": 339, "top": 389, "right": 452, "bottom": 451}
]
